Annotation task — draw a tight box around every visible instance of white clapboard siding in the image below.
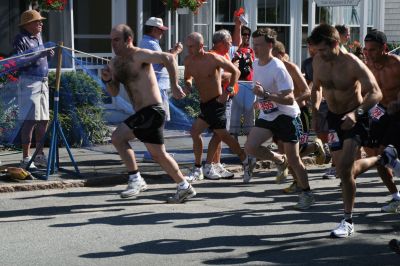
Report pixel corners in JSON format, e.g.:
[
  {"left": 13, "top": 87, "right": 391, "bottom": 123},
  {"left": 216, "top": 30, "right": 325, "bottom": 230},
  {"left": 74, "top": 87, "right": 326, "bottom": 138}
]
[{"left": 385, "top": 0, "right": 400, "bottom": 43}]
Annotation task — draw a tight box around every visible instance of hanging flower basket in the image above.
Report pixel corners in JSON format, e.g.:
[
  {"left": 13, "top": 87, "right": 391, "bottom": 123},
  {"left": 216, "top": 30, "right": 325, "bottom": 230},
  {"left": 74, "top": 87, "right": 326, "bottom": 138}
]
[
  {"left": 161, "top": 0, "right": 206, "bottom": 15},
  {"left": 30, "top": 0, "right": 68, "bottom": 12}
]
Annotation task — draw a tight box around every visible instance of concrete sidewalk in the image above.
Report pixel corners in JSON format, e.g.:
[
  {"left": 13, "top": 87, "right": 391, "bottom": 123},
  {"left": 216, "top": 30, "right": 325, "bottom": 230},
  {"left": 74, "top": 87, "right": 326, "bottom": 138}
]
[{"left": 0, "top": 130, "right": 249, "bottom": 192}]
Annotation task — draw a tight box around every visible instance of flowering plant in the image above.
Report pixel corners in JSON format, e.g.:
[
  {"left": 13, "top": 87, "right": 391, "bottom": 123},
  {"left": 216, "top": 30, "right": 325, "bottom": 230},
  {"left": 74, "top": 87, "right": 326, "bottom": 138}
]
[
  {"left": 162, "top": 0, "right": 206, "bottom": 14},
  {"left": 0, "top": 57, "right": 18, "bottom": 87},
  {"left": 31, "top": 0, "right": 68, "bottom": 12}
]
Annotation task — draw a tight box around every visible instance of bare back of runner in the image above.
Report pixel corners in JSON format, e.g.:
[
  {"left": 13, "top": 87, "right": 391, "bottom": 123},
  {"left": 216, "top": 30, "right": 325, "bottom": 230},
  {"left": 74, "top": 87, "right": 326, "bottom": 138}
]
[
  {"left": 309, "top": 24, "right": 383, "bottom": 237},
  {"left": 183, "top": 32, "right": 253, "bottom": 181},
  {"left": 101, "top": 24, "right": 195, "bottom": 203},
  {"left": 363, "top": 30, "right": 400, "bottom": 213}
]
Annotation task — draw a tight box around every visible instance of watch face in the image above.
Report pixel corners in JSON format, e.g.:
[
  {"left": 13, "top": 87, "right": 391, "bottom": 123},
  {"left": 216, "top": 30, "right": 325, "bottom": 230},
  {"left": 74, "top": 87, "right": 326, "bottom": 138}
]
[{"left": 357, "top": 108, "right": 364, "bottom": 116}]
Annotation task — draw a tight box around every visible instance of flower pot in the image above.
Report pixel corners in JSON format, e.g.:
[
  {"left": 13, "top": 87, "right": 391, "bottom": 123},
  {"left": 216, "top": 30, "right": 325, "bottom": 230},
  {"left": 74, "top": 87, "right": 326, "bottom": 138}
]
[{"left": 176, "top": 7, "right": 189, "bottom": 15}]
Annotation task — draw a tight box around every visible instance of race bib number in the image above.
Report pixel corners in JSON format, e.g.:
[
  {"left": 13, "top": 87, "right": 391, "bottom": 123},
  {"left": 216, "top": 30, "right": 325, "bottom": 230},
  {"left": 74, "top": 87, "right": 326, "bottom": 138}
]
[
  {"left": 258, "top": 100, "right": 279, "bottom": 114},
  {"left": 299, "top": 133, "right": 309, "bottom": 145},
  {"left": 369, "top": 105, "right": 385, "bottom": 122},
  {"left": 328, "top": 130, "right": 340, "bottom": 149}
]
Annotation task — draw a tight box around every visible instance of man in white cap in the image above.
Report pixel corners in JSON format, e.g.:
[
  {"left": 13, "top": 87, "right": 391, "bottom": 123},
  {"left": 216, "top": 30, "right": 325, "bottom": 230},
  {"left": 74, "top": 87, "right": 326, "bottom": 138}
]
[
  {"left": 13, "top": 9, "right": 54, "bottom": 169},
  {"left": 139, "top": 17, "right": 183, "bottom": 161}
]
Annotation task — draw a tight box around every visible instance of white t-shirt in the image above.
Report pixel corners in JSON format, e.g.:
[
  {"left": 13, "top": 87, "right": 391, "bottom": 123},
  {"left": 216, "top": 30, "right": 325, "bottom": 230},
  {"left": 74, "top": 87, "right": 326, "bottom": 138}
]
[{"left": 253, "top": 57, "right": 300, "bottom": 121}]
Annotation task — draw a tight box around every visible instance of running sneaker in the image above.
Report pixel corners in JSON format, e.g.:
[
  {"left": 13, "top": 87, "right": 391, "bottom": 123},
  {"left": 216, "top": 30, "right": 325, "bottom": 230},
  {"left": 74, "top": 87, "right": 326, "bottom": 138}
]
[
  {"left": 186, "top": 166, "right": 204, "bottom": 183},
  {"left": 34, "top": 154, "right": 48, "bottom": 167},
  {"left": 275, "top": 155, "right": 288, "bottom": 184},
  {"left": 322, "top": 167, "right": 336, "bottom": 179},
  {"left": 120, "top": 178, "right": 148, "bottom": 198},
  {"left": 380, "top": 145, "right": 400, "bottom": 176},
  {"left": 381, "top": 199, "right": 400, "bottom": 213},
  {"left": 323, "top": 143, "right": 332, "bottom": 164},
  {"left": 20, "top": 156, "right": 37, "bottom": 169},
  {"left": 330, "top": 219, "right": 354, "bottom": 238},
  {"left": 294, "top": 191, "right": 315, "bottom": 210},
  {"left": 314, "top": 138, "right": 326, "bottom": 165},
  {"left": 243, "top": 156, "right": 257, "bottom": 183},
  {"left": 214, "top": 163, "right": 234, "bottom": 179},
  {"left": 166, "top": 185, "right": 197, "bottom": 203},
  {"left": 204, "top": 163, "right": 221, "bottom": 180},
  {"left": 389, "top": 239, "right": 400, "bottom": 255},
  {"left": 283, "top": 181, "right": 301, "bottom": 193}
]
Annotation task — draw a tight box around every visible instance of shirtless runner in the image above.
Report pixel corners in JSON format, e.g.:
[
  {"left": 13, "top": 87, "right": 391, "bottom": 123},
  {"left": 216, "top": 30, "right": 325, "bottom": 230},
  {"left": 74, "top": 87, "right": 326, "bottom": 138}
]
[
  {"left": 183, "top": 32, "right": 253, "bottom": 182},
  {"left": 363, "top": 30, "right": 400, "bottom": 213},
  {"left": 308, "top": 24, "right": 400, "bottom": 238},
  {"left": 101, "top": 24, "right": 196, "bottom": 203}
]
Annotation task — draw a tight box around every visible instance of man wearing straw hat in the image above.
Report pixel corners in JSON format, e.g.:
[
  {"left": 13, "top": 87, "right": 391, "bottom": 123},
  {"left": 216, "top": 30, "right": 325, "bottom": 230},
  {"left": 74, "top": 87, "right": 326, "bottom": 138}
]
[
  {"left": 13, "top": 10, "right": 54, "bottom": 169},
  {"left": 139, "top": 17, "right": 183, "bottom": 162},
  {"left": 102, "top": 24, "right": 196, "bottom": 203}
]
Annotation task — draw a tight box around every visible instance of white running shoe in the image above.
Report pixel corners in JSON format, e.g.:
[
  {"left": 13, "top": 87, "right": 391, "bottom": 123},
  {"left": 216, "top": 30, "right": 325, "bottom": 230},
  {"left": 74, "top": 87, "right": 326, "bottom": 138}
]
[
  {"left": 243, "top": 156, "right": 257, "bottom": 183},
  {"left": 204, "top": 163, "right": 221, "bottom": 180},
  {"left": 330, "top": 219, "right": 354, "bottom": 238},
  {"left": 120, "top": 178, "right": 148, "bottom": 198},
  {"left": 20, "top": 156, "right": 37, "bottom": 169},
  {"left": 34, "top": 154, "right": 48, "bottom": 167},
  {"left": 294, "top": 191, "right": 315, "bottom": 210},
  {"left": 381, "top": 199, "right": 400, "bottom": 213},
  {"left": 186, "top": 166, "right": 204, "bottom": 183},
  {"left": 314, "top": 138, "right": 326, "bottom": 165},
  {"left": 167, "top": 185, "right": 197, "bottom": 203},
  {"left": 275, "top": 155, "right": 288, "bottom": 184},
  {"left": 214, "top": 163, "right": 234, "bottom": 179}
]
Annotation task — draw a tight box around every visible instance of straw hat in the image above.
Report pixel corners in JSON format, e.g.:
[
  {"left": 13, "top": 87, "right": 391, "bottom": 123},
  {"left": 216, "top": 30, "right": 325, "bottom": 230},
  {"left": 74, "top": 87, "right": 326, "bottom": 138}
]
[{"left": 19, "top": 10, "right": 46, "bottom": 26}]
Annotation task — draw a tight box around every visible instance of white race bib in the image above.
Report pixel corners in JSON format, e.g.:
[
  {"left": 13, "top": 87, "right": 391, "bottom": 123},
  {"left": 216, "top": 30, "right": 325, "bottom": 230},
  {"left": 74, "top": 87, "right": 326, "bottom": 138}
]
[
  {"left": 328, "top": 130, "right": 341, "bottom": 149},
  {"left": 369, "top": 105, "right": 385, "bottom": 122},
  {"left": 258, "top": 100, "right": 279, "bottom": 114}
]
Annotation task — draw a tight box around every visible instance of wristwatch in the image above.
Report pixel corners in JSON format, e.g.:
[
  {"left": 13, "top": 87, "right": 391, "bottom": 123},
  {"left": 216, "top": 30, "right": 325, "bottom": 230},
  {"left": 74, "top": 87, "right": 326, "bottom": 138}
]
[
  {"left": 264, "top": 90, "right": 271, "bottom": 99},
  {"left": 226, "top": 86, "right": 234, "bottom": 94},
  {"left": 356, "top": 107, "right": 365, "bottom": 118}
]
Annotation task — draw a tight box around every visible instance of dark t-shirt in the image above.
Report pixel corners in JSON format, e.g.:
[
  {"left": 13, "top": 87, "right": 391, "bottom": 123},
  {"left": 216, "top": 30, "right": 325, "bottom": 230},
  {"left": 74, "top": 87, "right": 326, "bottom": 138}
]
[
  {"left": 233, "top": 47, "right": 255, "bottom": 81},
  {"left": 13, "top": 29, "right": 48, "bottom": 77},
  {"left": 301, "top": 57, "right": 313, "bottom": 83}
]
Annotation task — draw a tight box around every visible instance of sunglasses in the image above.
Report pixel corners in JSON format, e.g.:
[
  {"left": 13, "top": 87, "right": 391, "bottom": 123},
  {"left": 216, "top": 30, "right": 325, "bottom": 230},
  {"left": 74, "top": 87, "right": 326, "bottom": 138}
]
[{"left": 242, "top": 33, "right": 250, "bottom": 36}]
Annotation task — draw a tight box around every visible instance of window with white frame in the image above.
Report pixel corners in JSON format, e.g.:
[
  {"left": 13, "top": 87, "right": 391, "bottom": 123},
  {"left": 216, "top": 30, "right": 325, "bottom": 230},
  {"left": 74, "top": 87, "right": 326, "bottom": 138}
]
[
  {"left": 214, "top": 0, "right": 242, "bottom": 47},
  {"left": 73, "top": 0, "right": 111, "bottom": 53},
  {"left": 257, "top": 0, "right": 291, "bottom": 52}
]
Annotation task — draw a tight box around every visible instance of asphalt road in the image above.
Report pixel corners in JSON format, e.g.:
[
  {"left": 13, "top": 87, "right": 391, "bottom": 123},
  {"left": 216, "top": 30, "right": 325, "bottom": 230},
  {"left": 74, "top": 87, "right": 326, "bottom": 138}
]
[{"left": 0, "top": 166, "right": 399, "bottom": 266}]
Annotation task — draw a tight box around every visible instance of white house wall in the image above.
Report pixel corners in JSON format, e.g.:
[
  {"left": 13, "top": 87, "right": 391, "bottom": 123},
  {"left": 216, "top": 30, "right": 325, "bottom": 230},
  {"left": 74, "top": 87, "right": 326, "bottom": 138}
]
[{"left": 385, "top": 0, "right": 400, "bottom": 43}]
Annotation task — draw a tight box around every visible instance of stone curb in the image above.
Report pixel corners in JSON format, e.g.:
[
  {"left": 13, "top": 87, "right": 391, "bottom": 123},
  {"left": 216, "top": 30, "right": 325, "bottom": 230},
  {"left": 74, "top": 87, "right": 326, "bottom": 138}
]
[{"left": 0, "top": 157, "right": 318, "bottom": 193}]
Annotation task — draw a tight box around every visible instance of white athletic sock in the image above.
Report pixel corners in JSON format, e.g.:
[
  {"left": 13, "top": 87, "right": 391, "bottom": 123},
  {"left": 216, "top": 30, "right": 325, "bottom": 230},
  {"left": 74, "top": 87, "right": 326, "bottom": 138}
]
[
  {"left": 128, "top": 172, "right": 141, "bottom": 182},
  {"left": 178, "top": 180, "right": 190, "bottom": 190},
  {"left": 392, "top": 192, "right": 400, "bottom": 201}
]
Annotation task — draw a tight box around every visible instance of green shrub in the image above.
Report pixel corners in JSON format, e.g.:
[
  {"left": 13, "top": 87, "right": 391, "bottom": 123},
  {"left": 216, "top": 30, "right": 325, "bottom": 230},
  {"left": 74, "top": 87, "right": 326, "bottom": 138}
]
[{"left": 48, "top": 70, "right": 110, "bottom": 147}]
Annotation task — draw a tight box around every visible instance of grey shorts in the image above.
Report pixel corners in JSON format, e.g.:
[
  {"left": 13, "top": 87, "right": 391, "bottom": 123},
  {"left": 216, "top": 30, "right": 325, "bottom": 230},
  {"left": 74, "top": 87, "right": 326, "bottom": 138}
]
[{"left": 18, "top": 76, "right": 49, "bottom": 121}]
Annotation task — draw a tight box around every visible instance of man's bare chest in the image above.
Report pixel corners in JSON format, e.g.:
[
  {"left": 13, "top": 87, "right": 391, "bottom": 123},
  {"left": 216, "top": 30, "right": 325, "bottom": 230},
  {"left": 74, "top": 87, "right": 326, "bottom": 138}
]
[
  {"left": 188, "top": 61, "right": 217, "bottom": 78},
  {"left": 113, "top": 59, "right": 141, "bottom": 83}
]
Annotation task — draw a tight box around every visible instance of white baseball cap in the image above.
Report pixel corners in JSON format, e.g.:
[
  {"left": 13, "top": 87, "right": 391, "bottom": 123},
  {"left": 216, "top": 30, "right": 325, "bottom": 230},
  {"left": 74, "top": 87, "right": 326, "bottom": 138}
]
[{"left": 145, "top": 17, "right": 168, "bottom": 31}]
